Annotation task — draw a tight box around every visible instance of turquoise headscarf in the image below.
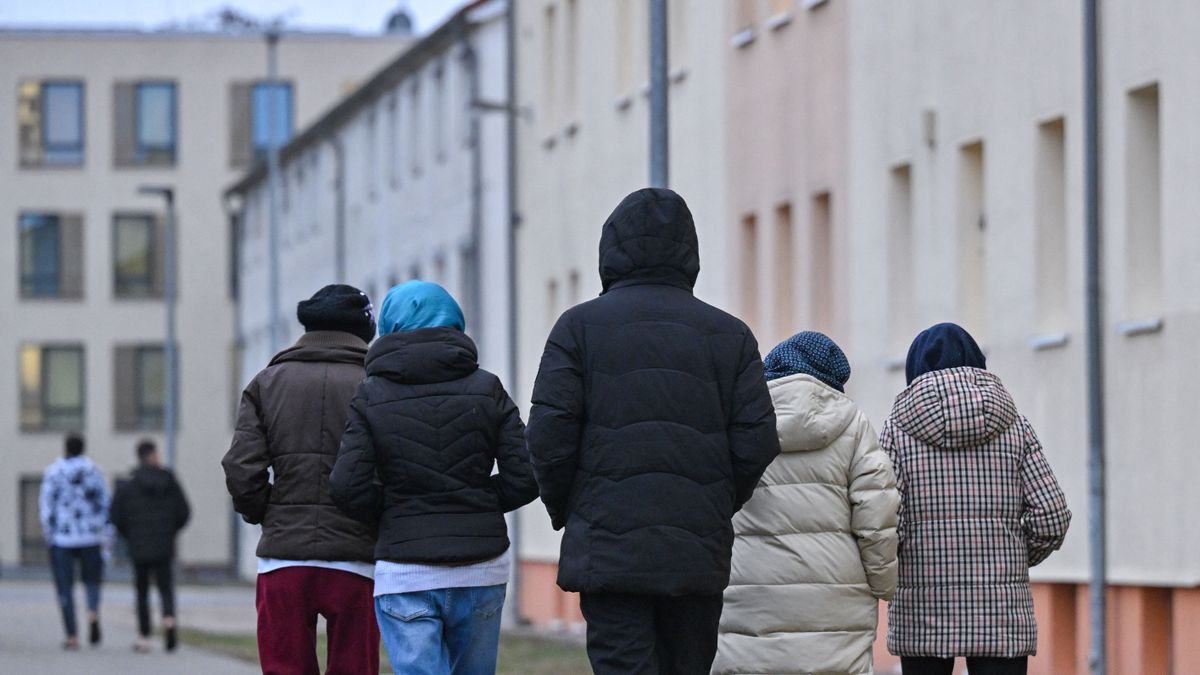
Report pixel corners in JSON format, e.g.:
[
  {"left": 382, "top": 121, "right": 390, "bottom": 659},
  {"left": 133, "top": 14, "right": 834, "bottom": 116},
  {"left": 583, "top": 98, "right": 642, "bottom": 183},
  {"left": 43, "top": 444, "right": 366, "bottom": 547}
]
[{"left": 377, "top": 281, "right": 466, "bottom": 335}]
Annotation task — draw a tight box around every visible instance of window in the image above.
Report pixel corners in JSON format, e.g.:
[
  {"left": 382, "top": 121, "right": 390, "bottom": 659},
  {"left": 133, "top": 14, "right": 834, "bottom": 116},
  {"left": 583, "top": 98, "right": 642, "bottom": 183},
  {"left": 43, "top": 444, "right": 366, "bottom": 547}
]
[
  {"left": 1035, "top": 119, "right": 1068, "bottom": 332},
  {"left": 115, "top": 81, "right": 176, "bottom": 166},
  {"left": 888, "top": 165, "right": 915, "bottom": 350},
  {"left": 1126, "top": 83, "right": 1162, "bottom": 316},
  {"left": 616, "top": 0, "right": 634, "bottom": 93},
  {"left": 736, "top": 1, "right": 758, "bottom": 33},
  {"left": 19, "top": 79, "right": 84, "bottom": 167},
  {"left": 546, "top": 278, "right": 560, "bottom": 328},
  {"left": 773, "top": 203, "right": 794, "bottom": 343},
  {"left": 387, "top": 94, "right": 400, "bottom": 188},
  {"left": 811, "top": 193, "right": 834, "bottom": 333},
  {"left": 228, "top": 81, "right": 293, "bottom": 167},
  {"left": 564, "top": 0, "right": 579, "bottom": 121},
  {"left": 19, "top": 212, "right": 83, "bottom": 299},
  {"left": 739, "top": 213, "right": 759, "bottom": 331},
  {"left": 113, "top": 213, "right": 162, "bottom": 298},
  {"left": 568, "top": 270, "right": 581, "bottom": 306},
  {"left": 433, "top": 65, "right": 446, "bottom": 162},
  {"left": 957, "top": 142, "right": 986, "bottom": 336},
  {"left": 20, "top": 476, "right": 49, "bottom": 564},
  {"left": 253, "top": 82, "right": 293, "bottom": 162},
  {"left": 366, "top": 110, "right": 378, "bottom": 200},
  {"left": 409, "top": 81, "right": 422, "bottom": 176},
  {"left": 543, "top": 5, "right": 558, "bottom": 132},
  {"left": 19, "top": 344, "right": 85, "bottom": 430},
  {"left": 459, "top": 245, "right": 478, "bottom": 328},
  {"left": 114, "top": 345, "right": 165, "bottom": 430}
]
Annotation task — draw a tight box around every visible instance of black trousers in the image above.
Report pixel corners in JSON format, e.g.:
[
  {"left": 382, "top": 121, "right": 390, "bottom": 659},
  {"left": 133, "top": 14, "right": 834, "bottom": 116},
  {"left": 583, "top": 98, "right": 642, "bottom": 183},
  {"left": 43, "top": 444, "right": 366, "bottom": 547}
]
[
  {"left": 902, "top": 656, "right": 1028, "bottom": 675},
  {"left": 133, "top": 559, "right": 175, "bottom": 637},
  {"left": 579, "top": 592, "right": 723, "bottom": 675}
]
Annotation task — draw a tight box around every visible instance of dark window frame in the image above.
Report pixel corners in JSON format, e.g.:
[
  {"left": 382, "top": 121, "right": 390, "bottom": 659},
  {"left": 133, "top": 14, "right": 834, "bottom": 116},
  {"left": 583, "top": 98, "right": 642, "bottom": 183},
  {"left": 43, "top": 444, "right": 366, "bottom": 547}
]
[
  {"left": 134, "top": 345, "right": 165, "bottom": 430},
  {"left": 39, "top": 80, "right": 85, "bottom": 165},
  {"left": 251, "top": 80, "right": 294, "bottom": 163},
  {"left": 20, "top": 343, "right": 86, "bottom": 432},
  {"left": 112, "top": 212, "right": 159, "bottom": 299},
  {"left": 134, "top": 80, "right": 178, "bottom": 165},
  {"left": 18, "top": 212, "right": 61, "bottom": 298}
]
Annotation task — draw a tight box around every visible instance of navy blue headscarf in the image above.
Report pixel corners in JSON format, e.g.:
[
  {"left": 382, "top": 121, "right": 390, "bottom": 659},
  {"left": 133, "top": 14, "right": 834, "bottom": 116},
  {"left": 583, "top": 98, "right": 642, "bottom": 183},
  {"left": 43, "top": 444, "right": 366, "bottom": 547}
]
[
  {"left": 905, "top": 322, "right": 987, "bottom": 385},
  {"left": 763, "top": 331, "right": 851, "bottom": 392}
]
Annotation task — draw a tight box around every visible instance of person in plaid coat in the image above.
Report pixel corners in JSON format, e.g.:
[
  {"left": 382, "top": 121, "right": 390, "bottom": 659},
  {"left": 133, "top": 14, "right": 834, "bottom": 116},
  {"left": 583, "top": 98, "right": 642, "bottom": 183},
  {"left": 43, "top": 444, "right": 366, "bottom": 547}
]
[{"left": 881, "top": 323, "right": 1071, "bottom": 675}]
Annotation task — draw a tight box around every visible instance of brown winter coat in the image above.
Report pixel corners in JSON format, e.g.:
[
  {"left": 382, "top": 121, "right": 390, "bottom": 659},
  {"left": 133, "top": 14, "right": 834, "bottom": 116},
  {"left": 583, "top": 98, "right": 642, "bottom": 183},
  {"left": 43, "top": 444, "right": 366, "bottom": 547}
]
[
  {"left": 222, "top": 331, "right": 376, "bottom": 562},
  {"left": 881, "top": 367, "right": 1071, "bottom": 658}
]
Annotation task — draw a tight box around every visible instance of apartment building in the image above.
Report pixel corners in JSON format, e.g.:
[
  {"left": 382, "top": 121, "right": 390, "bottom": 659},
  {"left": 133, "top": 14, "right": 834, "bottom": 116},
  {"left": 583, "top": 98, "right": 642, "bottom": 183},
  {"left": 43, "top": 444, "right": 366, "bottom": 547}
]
[
  {"left": 0, "top": 28, "right": 406, "bottom": 571},
  {"left": 227, "top": 1, "right": 511, "bottom": 578},
  {"left": 723, "top": 0, "right": 1200, "bottom": 672},
  {"left": 510, "top": 0, "right": 732, "bottom": 628}
]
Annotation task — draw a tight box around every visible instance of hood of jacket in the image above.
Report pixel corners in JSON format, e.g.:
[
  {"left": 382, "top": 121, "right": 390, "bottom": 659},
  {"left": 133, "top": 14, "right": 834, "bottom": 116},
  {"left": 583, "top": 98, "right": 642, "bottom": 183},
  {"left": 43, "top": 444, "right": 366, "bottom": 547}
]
[
  {"left": 129, "top": 465, "right": 174, "bottom": 496},
  {"left": 269, "top": 330, "right": 368, "bottom": 367},
  {"left": 599, "top": 188, "right": 700, "bottom": 293},
  {"left": 366, "top": 326, "right": 478, "bottom": 385},
  {"left": 768, "top": 373, "right": 858, "bottom": 452},
  {"left": 891, "top": 366, "right": 1018, "bottom": 448}
]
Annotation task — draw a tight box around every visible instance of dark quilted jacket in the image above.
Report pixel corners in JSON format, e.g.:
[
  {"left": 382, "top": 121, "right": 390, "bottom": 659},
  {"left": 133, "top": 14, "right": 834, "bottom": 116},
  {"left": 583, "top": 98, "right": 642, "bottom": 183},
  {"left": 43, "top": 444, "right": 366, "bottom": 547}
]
[
  {"left": 111, "top": 466, "right": 190, "bottom": 562},
  {"left": 329, "top": 327, "right": 537, "bottom": 564},
  {"left": 221, "top": 331, "right": 376, "bottom": 562},
  {"left": 527, "top": 188, "right": 780, "bottom": 596}
]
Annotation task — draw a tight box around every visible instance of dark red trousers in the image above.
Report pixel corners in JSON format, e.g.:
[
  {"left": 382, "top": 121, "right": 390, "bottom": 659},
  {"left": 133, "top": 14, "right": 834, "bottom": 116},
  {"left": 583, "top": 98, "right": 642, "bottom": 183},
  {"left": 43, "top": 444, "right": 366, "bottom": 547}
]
[{"left": 256, "top": 566, "right": 380, "bottom": 675}]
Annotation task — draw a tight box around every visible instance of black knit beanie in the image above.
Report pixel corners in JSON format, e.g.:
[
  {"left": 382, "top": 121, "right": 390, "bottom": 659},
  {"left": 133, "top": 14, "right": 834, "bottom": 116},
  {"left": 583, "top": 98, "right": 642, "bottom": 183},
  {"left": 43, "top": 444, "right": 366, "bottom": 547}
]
[{"left": 296, "top": 284, "right": 376, "bottom": 343}]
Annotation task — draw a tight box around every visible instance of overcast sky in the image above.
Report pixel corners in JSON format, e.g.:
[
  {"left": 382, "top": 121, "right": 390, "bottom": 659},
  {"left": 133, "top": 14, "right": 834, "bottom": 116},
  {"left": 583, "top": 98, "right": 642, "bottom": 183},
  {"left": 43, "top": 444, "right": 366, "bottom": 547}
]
[{"left": 0, "top": 0, "right": 464, "bottom": 35}]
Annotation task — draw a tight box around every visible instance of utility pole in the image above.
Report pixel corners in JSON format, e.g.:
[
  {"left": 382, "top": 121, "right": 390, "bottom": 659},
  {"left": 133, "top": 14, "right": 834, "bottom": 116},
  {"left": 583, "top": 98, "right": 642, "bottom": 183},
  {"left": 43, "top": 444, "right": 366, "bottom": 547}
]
[
  {"left": 1082, "top": 0, "right": 1107, "bottom": 672},
  {"left": 648, "top": 0, "right": 669, "bottom": 188},
  {"left": 138, "top": 185, "right": 177, "bottom": 469},
  {"left": 265, "top": 26, "right": 283, "bottom": 352}
]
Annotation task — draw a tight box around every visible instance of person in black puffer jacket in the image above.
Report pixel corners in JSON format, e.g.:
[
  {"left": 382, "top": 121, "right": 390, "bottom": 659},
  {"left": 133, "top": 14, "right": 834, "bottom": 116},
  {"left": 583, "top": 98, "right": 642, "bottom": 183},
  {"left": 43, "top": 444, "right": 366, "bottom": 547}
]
[
  {"left": 330, "top": 280, "right": 537, "bottom": 675},
  {"left": 110, "top": 439, "right": 190, "bottom": 652},
  {"left": 527, "top": 187, "right": 781, "bottom": 675}
]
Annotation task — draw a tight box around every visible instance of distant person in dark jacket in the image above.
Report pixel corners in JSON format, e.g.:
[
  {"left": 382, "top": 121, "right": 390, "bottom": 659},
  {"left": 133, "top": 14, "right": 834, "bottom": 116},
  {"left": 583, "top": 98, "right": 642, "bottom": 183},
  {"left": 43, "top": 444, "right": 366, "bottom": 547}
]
[
  {"left": 331, "top": 280, "right": 538, "bottom": 675},
  {"left": 222, "top": 284, "right": 381, "bottom": 675},
  {"left": 527, "top": 188, "right": 781, "bottom": 674},
  {"left": 40, "top": 433, "right": 111, "bottom": 649},
  {"left": 110, "top": 439, "right": 190, "bottom": 653}
]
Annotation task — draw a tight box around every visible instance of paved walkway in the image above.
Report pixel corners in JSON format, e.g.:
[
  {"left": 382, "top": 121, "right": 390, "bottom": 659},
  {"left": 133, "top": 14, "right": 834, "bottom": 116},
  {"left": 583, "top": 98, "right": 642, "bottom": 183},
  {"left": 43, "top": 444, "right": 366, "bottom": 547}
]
[{"left": 0, "top": 579, "right": 259, "bottom": 673}]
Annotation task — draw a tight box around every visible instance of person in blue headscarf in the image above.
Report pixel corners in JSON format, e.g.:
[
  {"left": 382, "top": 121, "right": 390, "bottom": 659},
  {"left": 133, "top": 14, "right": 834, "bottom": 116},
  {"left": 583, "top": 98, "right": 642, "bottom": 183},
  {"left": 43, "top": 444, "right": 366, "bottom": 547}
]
[{"left": 330, "top": 280, "right": 537, "bottom": 675}]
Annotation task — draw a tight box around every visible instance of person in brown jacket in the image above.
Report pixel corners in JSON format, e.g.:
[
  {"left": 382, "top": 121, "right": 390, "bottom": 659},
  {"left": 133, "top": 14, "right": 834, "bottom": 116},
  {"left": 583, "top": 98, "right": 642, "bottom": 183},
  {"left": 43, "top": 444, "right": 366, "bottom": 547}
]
[{"left": 222, "top": 284, "right": 381, "bottom": 675}]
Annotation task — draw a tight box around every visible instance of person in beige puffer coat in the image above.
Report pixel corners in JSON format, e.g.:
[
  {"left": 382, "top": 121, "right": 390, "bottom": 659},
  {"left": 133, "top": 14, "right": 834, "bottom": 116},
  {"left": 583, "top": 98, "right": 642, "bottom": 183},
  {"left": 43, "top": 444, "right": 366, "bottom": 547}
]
[{"left": 714, "top": 331, "right": 899, "bottom": 675}]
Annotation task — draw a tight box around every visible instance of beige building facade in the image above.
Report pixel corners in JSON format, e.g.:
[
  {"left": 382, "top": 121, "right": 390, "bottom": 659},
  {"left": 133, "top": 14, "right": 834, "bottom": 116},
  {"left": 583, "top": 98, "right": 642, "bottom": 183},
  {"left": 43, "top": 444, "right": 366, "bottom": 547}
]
[
  {"left": 510, "top": 0, "right": 731, "bottom": 628},
  {"left": 0, "top": 29, "right": 405, "bottom": 571},
  {"left": 726, "top": 0, "right": 1200, "bottom": 672}
]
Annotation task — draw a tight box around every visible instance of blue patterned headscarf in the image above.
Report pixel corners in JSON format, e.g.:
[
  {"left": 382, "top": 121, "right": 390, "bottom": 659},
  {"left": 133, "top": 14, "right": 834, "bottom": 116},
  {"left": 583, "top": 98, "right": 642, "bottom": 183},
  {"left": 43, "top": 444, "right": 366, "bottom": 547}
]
[
  {"left": 763, "top": 331, "right": 851, "bottom": 392},
  {"left": 378, "top": 280, "right": 466, "bottom": 335}
]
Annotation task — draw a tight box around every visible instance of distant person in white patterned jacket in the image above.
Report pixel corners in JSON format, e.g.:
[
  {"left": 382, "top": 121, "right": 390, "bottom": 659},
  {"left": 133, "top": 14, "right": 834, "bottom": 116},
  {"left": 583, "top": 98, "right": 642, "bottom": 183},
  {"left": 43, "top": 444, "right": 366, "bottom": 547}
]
[
  {"left": 882, "top": 323, "right": 1072, "bottom": 675},
  {"left": 40, "top": 433, "right": 111, "bottom": 650}
]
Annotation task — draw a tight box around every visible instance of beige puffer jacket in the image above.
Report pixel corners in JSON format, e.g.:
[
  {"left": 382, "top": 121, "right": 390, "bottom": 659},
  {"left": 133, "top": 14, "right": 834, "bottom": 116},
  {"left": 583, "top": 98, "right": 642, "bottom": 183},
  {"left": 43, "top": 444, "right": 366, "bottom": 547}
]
[{"left": 713, "top": 373, "right": 900, "bottom": 675}]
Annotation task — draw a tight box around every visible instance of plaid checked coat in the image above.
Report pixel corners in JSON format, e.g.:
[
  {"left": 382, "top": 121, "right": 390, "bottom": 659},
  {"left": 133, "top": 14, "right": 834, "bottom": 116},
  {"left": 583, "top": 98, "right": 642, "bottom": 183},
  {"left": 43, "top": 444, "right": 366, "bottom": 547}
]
[{"left": 881, "top": 367, "right": 1071, "bottom": 658}]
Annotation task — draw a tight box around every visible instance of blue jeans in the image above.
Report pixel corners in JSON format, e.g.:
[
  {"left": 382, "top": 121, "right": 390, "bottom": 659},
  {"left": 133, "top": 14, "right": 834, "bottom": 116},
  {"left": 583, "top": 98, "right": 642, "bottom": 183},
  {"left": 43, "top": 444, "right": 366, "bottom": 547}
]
[
  {"left": 49, "top": 545, "right": 103, "bottom": 637},
  {"left": 375, "top": 585, "right": 506, "bottom": 675}
]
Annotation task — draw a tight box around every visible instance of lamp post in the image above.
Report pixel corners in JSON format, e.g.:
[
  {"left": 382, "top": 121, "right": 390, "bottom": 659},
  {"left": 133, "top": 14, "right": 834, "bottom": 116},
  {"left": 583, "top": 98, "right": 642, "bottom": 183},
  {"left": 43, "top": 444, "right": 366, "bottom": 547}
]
[
  {"left": 137, "top": 185, "right": 177, "bottom": 469},
  {"left": 648, "top": 0, "right": 669, "bottom": 188},
  {"left": 265, "top": 26, "right": 283, "bottom": 353}
]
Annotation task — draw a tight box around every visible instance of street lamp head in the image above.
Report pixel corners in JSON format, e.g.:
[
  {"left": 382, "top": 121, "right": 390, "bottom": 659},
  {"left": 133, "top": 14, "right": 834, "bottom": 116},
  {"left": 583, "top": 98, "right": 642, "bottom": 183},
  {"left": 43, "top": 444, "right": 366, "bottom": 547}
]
[{"left": 137, "top": 184, "right": 175, "bottom": 204}]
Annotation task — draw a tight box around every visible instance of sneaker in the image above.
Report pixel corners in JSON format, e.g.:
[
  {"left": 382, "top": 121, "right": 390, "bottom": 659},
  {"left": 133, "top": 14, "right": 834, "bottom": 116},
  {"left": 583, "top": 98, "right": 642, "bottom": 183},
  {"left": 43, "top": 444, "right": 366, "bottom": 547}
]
[
  {"left": 165, "top": 626, "right": 178, "bottom": 652},
  {"left": 133, "top": 638, "right": 152, "bottom": 653},
  {"left": 62, "top": 636, "right": 80, "bottom": 651},
  {"left": 88, "top": 620, "right": 101, "bottom": 646}
]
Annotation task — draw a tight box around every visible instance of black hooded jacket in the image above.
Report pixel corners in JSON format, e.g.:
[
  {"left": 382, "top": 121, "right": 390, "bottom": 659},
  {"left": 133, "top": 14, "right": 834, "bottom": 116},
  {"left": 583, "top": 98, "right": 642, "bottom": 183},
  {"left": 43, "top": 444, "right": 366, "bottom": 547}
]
[
  {"left": 330, "top": 327, "right": 538, "bottom": 564},
  {"left": 527, "top": 188, "right": 781, "bottom": 596},
  {"left": 111, "top": 466, "right": 190, "bottom": 563}
]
